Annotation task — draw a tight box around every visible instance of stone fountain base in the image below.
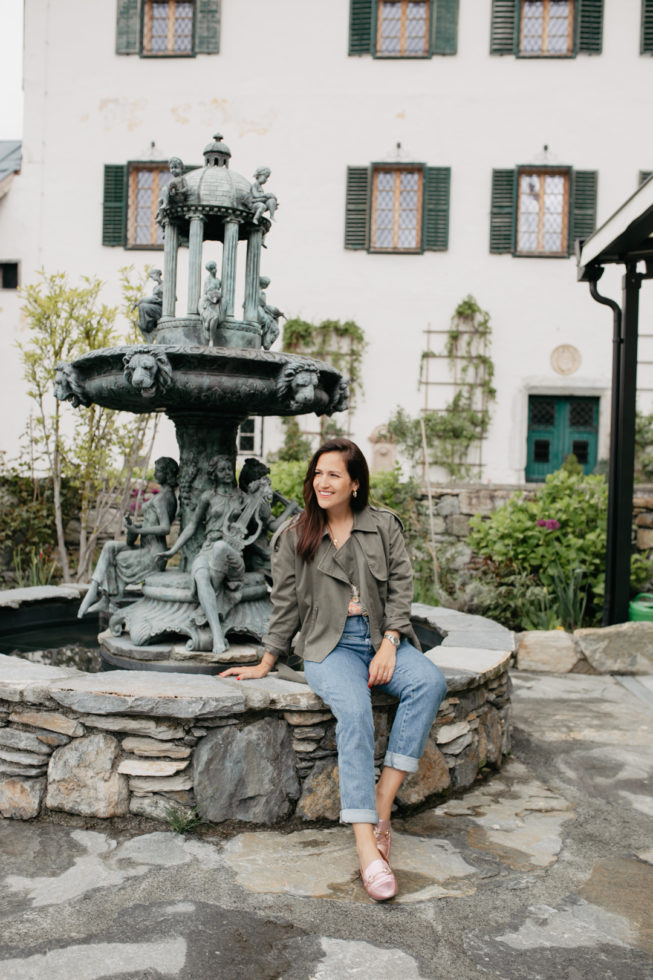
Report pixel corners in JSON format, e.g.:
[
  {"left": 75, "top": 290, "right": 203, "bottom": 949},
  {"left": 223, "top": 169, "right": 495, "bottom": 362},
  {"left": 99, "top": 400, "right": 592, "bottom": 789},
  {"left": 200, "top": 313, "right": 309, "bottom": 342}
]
[
  {"left": 100, "top": 633, "right": 263, "bottom": 674},
  {"left": 0, "top": 603, "right": 514, "bottom": 825}
]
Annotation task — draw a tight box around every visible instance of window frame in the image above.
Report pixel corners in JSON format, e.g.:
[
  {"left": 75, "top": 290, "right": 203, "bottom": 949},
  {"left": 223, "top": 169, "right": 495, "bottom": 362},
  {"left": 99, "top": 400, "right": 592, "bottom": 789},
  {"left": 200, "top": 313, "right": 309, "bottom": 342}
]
[
  {"left": 516, "top": 0, "right": 577, "bottom": 59},
  {"left": 237, "top": 417, "right": 264, "bottom": 458},
  {"left": 525, "top": 393, "right": 599, "bottom": 481},
  {"left": 373, "top": 0, "right": 434, "bottom": 59},
  {"left": 140, "top": 0, "right": 196, "bottom": 58},
  {"left": 369, "top": 162, "right": 425, "bottom": 254},
  {"left": 514, "top": 165, "right": 571, "bottom": 258},
  {"left": 0, "top": 261, "right": 20, "bottom": 290},
  {"left": 126, "top": 161, "right": 171, "bottom": 250}
]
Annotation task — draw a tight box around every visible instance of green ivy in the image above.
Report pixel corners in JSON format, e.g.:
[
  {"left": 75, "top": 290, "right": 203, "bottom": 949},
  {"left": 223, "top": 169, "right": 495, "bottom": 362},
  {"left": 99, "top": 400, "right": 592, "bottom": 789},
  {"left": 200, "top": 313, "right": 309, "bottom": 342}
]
[
  {"left": 281, "top": 317, "right": 367, "bottom": 447},
  {"left": 389, "top": 296, "right": 496, "bottom": 480},
  {"left": 283, "top": 318, "right": 367, "bottom": 392}
]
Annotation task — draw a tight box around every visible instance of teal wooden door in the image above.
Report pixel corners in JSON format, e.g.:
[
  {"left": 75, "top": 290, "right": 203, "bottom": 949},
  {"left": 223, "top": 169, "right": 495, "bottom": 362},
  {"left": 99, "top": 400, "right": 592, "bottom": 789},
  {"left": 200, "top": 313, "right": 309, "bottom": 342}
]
[{"left": 526, "top": 395, "right": 599, "bottom": 482}]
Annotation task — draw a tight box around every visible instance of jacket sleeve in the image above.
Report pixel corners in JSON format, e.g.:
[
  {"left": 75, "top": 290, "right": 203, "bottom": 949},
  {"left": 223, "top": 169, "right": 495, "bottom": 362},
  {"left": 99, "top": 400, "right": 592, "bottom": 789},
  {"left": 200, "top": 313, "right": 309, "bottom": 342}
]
[
  {"left": 261, "top": 525, "right": 301, "bottom": 659},
  {"left": 382, "top": 515, "right": 415, "bottom": 635}
]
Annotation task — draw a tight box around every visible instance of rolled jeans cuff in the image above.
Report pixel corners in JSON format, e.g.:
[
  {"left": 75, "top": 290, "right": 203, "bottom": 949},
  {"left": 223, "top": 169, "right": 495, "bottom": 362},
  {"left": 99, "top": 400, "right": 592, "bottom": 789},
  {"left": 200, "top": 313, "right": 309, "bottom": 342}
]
[
  {"left": 384, "top": 751, "right": 419, "bottom": 773},
  {"left": 340, "top": 808, "right": 378, "bottom": 824}
]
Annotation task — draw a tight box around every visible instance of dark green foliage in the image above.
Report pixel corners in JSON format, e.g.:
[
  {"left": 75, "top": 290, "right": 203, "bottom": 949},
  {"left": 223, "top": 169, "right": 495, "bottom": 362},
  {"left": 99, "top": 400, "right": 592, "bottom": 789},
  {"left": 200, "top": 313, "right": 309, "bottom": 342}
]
[
  {"left": 369, "top": 467, "right": 438, "bottom": 604},
  {"left": 635, "top": 410, "right": 653, "bottom": 481},
  {"left": 267, "top": 460, "right": 305, "bottom": 509},
  {"left": 275, "top": 418, "right": 313, "bottom": 464},
  {"left": 0, "top": 456, "right": 80, "bottom": 584},
  {"left": 560, "top": 452, "right": 583, "bottom": 478},
  {"left": 468, "top": 469, "right": 608, "bottom": 628}
]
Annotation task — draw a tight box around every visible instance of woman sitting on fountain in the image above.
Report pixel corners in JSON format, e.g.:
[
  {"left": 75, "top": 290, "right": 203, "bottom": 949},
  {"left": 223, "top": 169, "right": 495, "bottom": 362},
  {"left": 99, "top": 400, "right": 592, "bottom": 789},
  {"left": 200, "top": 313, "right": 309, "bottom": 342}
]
[
  {"left": 220, "top": 438, "right": 447, "bottom": 901},
  {"left": 78, "top": 457, "right": 179, "bottom": 618},
  {"left": 160, "top": 455, "right": 247, "bottom": 655}
]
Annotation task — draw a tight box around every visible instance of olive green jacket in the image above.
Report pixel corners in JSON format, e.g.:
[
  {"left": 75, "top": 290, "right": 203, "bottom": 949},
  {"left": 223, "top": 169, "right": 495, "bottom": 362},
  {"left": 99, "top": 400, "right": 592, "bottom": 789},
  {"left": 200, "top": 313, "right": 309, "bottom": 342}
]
[{"left": 262, "top": 506, "right": 420, "bottom": 664}]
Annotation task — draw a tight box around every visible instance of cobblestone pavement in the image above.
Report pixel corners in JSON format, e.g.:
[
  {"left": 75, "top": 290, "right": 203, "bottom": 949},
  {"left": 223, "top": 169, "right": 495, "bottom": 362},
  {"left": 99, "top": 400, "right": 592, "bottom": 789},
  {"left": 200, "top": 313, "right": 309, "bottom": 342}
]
[{"left": 0, "top": 672, "right": 651, "bottom": 979}]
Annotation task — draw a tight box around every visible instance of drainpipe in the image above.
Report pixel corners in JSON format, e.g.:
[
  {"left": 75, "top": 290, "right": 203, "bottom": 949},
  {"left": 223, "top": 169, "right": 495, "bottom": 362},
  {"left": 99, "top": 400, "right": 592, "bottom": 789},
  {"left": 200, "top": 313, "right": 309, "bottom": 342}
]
[{"left": 588, "top": 268, "right": 622, "bottom": 625}]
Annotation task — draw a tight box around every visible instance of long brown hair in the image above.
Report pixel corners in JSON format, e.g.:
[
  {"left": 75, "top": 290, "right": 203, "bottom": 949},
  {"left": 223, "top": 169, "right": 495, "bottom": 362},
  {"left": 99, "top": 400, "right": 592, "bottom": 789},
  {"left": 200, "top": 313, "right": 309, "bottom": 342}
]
[{"left": 295, "top": 438, "right": 370, "bottom": 562}]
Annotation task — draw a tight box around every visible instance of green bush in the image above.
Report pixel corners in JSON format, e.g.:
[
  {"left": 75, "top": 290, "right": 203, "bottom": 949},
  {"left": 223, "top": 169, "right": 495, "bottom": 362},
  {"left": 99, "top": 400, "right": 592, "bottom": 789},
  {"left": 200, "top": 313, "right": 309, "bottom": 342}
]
[
  {"left": 267, "top": 459, "right": 306, "bottom": 508},
  {"left": 0, "top": 456, "right": 81, "bottom": 584},
  {"left": 468, "top": 469, "right": 608, "bottom": 628}
]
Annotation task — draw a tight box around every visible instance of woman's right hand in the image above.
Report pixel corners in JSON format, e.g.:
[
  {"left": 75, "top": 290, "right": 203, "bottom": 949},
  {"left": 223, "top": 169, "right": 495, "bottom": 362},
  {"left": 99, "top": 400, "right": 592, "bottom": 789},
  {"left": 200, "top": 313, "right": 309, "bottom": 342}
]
[{"left": 219, "top": 661, "right": 273, "bottom": 681}]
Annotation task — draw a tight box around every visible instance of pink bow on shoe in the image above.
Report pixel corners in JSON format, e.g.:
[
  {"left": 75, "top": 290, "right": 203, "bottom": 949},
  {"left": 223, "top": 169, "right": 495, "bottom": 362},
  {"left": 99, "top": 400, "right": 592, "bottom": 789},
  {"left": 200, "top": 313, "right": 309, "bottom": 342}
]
[{"left": 360, "top": 858, "right": 397, "bottom": 901}]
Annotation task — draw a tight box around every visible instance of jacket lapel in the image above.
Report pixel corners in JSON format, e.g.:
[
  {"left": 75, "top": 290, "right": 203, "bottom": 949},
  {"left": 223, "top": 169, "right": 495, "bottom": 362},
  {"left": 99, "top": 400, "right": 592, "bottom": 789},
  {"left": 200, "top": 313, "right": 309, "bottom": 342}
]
[{"left": 316, "top": 538, "right": 351, "bottom": 585}]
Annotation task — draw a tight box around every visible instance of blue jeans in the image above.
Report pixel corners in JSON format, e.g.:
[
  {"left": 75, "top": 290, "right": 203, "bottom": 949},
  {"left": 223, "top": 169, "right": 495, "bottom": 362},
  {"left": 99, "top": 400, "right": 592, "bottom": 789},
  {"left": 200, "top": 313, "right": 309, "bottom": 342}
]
[{"left": 303, "top": 615, "right": 448, "bottom": 824}]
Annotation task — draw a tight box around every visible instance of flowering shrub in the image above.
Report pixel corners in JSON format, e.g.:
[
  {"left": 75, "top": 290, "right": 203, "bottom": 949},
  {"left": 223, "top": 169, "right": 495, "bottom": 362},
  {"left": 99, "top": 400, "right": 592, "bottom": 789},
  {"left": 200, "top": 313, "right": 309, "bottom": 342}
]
[{"left": 468, "top": 470, "right": 608, "bottom": 628}]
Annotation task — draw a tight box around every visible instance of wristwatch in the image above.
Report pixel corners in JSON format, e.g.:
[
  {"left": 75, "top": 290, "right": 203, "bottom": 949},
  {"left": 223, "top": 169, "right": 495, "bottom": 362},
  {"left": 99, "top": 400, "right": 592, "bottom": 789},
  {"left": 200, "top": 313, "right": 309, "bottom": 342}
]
[{"left": 383, "top": 632, "right": 400, "bottom": 648}]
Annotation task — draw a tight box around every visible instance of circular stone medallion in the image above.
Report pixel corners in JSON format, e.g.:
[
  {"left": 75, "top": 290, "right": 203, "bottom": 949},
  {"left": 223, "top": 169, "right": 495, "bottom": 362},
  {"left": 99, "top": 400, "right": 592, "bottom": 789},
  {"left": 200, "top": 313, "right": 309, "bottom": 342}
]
[{"left": 550, "top": 344, "right": 582, "bottom": 376}]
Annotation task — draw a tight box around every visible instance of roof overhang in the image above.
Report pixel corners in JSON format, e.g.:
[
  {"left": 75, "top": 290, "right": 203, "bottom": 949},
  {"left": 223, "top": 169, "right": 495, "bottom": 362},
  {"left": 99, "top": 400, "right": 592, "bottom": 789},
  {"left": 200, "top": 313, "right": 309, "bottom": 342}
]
[
  {"left": 0, "top": 172, "right": 15, "bottom": 201},
  {"left": 576, "top": 174, "right": 653, "bottom": 281}
]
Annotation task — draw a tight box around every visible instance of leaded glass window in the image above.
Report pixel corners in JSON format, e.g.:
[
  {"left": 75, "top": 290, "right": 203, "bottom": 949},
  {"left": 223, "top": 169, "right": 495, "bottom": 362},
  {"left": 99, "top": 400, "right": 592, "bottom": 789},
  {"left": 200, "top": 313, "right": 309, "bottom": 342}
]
[
  {"left": 517, "top": 169, "right": 569, "bottom": 255},
  {"left": 371, "top": 168, "right": 423, "bottom": 251},
  {"left": 127, "top": 165, "right": 172, "bottom": 247},
  {"left": 143, "top": 0, "right": 194, "bottom": 56},
  {"left": 520, "top": 0, "right": 574, "bottom": 56},
  {"left": 376, "top": 1, "right": 430, "bottom": 57},
  {"left": 569, "top": 399, "right": 594, "bottom": 427}
]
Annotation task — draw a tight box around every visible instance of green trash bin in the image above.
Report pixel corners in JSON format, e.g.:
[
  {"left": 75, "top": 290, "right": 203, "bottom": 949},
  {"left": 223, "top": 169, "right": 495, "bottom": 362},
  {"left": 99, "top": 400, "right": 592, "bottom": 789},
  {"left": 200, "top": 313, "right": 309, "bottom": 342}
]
[{"left": 628, "top": 593, "right": 653, "bottom": 621}]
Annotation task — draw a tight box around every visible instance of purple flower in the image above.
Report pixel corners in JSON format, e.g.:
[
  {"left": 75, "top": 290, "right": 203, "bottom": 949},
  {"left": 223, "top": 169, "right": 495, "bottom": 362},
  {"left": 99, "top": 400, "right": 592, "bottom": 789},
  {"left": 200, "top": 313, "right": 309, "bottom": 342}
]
[{"left": 536, "top": 518, "right": 560, "bottom": 530}]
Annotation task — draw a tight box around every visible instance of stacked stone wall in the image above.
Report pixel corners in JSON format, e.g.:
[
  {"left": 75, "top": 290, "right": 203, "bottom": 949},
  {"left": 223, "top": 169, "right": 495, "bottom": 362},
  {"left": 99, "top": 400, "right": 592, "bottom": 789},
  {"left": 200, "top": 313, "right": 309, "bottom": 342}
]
[
  {"left": 0, "top": 610, "right": 513, "bottom": 825},
  {"left": 422, "top": 483, "right": 653, "bottom": 570}
]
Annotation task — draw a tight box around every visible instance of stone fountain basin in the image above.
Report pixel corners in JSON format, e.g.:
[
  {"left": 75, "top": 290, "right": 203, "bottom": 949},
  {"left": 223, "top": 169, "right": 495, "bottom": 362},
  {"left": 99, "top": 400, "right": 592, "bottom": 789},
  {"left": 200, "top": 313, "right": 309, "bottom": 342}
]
[
  {"left": 0, "top": 594, "right": 514, "bottom": 825},
  {"left": 66, "top": 345, "right": 344, "bottom": 415}
]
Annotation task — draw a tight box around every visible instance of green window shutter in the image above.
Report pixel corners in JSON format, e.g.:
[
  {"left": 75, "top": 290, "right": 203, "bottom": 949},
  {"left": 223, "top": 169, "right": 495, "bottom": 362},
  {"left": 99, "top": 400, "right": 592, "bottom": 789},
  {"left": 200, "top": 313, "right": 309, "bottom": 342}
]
[
  {"left": 344, "top": 167, "right": 370, "bottom": 250},
  {"left": 490, "top": 0, "right": 517, "bottom": 55},
  {"left": 569, "top": 170, "right": 598, "bottom": 252},
  {"left": 422, "top": 167, "right": 451, "bottom": 251},
  {"left": 489, "top": 169, "right": 516, "bottom": 253},
  {"left": 642, "top": 0, "right": 653, "bottom": 54},
  {"left": 195, "top": 0, "right": 220, "bottom": 54},
  {"left": 432, "top": 0, "right": 459, "bottom": 55},
  {"left": 102, "top": 165, "right": 127, "bottom": 247},
  {"left": 349, "top": 0, "right": 374, "bottom": 55},
  {"left": 116, "top": 0, "right": 140, "bottom": 55},
  {"left": 577, "top": 0, "right": 603, "bottom": 54},
  {"left": 639, "top": 170, "right": 653, "bottom": 185}
]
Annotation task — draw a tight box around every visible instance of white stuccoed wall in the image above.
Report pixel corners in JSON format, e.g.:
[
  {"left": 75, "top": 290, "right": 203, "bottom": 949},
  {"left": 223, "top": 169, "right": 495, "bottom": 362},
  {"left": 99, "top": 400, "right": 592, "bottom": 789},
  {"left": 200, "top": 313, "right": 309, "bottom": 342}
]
[{"left": 1, "top": 0, "right": 653, "bottom": 480}]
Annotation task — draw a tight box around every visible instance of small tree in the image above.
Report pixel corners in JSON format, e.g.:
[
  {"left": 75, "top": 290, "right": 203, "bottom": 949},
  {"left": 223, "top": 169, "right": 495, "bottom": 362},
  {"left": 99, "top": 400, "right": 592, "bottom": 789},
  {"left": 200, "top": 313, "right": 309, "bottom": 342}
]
[{"left": 17, "top": 268, "right": 158, "bottom": 582}]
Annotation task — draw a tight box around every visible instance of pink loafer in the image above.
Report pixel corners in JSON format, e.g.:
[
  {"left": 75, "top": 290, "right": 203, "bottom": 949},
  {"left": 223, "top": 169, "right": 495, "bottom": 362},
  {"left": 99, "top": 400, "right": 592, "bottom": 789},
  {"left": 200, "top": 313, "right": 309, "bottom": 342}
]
[
  {"left": 360, "top": 858, "right": 397, "bottom": 901},
  {"left": 374, "top": 819, "right": 392, "bottom": 862}
]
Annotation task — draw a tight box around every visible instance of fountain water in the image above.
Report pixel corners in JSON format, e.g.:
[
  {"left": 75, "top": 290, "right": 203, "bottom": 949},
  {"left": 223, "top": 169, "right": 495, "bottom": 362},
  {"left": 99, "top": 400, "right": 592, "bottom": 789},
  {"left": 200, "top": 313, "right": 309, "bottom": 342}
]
[{"left": 57, "top": 134, "right": 349, "bottom": 673}]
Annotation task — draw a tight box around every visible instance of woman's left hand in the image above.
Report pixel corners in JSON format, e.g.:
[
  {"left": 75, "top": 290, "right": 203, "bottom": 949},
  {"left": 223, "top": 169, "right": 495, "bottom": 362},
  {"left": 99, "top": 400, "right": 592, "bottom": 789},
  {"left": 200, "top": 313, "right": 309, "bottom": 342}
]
[{"left": 368, "top": 641, "right": 397, "bottom": 687}]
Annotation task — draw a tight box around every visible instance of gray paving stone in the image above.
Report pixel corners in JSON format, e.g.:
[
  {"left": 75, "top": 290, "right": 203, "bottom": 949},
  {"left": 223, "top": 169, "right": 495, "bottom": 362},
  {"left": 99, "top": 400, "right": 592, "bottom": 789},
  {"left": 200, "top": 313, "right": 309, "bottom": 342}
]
[{"left": 49, "top": 670, "right": 246, "bottom": 718}]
